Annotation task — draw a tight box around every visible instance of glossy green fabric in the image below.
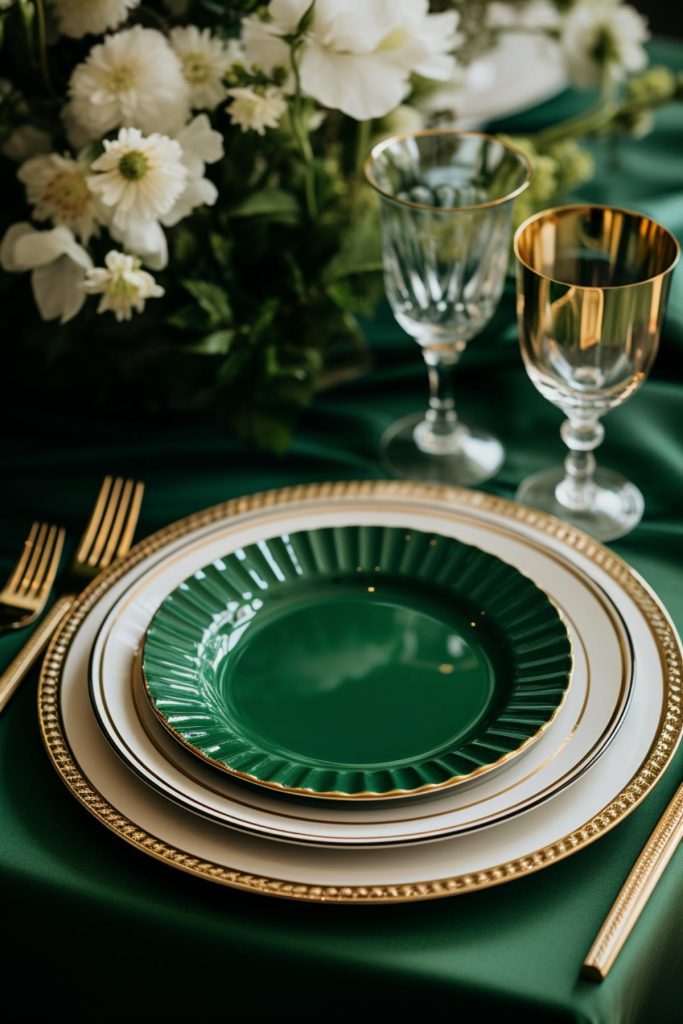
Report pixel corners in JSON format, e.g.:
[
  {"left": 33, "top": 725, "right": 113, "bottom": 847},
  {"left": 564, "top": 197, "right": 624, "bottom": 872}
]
[{"left": 1, "top": 40, "right": 681, "bottom": 1022}]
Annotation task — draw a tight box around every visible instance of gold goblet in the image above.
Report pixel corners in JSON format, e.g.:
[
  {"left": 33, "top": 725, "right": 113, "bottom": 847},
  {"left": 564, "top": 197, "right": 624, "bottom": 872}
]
[{"left": 514, "top": 204, "right": 679, "bottom": 542}]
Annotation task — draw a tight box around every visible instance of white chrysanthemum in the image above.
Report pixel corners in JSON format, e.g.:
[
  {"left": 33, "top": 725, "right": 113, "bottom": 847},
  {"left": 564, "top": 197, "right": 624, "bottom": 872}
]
[
  {"left": 170, "top": 25, "right": 232, "bottom": 110},
  {"left": 84, "top": 250, "right": 164, "bottom": 321},
  {"left": 242, "top": 0, "right": 460, "bottom": 120},
  {"left": 51, "top": 0, "right": 140, "bottom": 39},
  {"left": 0, "top": 222, "right": 92, "bottom": 323},
  {"left": 18, "top": 153, "right": 102, "bottom": 243},
  {"left": 87, "top": 127, "right": 187, "bottom": 231},
  {"left": 66, "top": 26, "right": 190, "bottom": 142},
  {"left": 562, "top": 0, "right": 649, "bottom": 88},
  {"left": 227, "top": 86, "right": 287, "bottom": 136}
]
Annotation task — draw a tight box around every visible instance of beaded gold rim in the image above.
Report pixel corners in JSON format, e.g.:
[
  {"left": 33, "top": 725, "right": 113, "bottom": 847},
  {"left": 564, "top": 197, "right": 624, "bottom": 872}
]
[{"left": 38, "top": 482, "right": 683, "bottom": 904}]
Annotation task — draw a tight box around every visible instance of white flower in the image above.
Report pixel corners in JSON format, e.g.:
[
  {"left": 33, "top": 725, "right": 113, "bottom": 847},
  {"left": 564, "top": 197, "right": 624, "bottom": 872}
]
[
  {"left": 562, "top": 0, "right": 649, "bottom": 89},
  {"left": 2, "top": 124, "right": 52, "bottom": 163},
  {"left": 88, "top": 127, "right": 187, "bottom": 230},
  {"left": 242, "top": 0, "right": 459, "bottom": 121},
  {"left": 109, "top": 219, "right": 168, "bottom": 271},
  {"left": 66, "top": 26, "right": 190, "bottom": 142},
  {"left": 226, "top": 86, "right": 287, "bottom": 135},
  {"left": 18, "top": 152, "right": 102, "bottom": 243},
  {"left": 0, "top": 222, "right": 92, "bottom": 323},
  {"left": 84, "top": 250, "right": 164, "bottom": 321},
  {"left": 162, "top": 114, "right": 224, "bottom": 227},
  {"left": 170, "top": 25, "right": 233, "bottom": 110},
  {"left": 51, "top": 0, "right": 140, "bottom": 39}
]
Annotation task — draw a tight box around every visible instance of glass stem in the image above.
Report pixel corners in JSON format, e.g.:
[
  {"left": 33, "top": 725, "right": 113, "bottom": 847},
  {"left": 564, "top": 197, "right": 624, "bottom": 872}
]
[
  {"left": 555, "top": 415, "right": 605, "bottom": 512},
  {"left": 414, "top": 347, "right": 462, "bottom": 454}
]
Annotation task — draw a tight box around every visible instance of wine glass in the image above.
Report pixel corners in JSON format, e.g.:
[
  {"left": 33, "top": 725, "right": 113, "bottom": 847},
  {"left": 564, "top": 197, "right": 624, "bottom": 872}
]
[
  {"left": 365, "top": 130, "right": 531, "bottom": 485},
  {"left": 514, "top": 204, "right": 679, "bottom": 542}
]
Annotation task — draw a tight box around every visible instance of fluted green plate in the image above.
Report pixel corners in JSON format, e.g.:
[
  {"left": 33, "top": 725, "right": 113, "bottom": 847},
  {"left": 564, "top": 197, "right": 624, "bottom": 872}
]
[{"left": 142, "top": 525, "right": 572, "bottom": 800}]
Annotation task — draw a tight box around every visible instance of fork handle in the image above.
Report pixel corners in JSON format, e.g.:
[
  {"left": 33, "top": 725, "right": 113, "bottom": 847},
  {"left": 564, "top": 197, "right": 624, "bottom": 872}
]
[{"left": 0, "top": 596, "right": 75, "bottom": 714}]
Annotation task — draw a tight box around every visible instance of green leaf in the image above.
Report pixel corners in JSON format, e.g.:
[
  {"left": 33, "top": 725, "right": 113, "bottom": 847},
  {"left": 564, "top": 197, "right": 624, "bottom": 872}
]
[
  {"left": 209, "top": 232, "right": 233, "bottom": 268},
  {"left": 250, "top": 297, "right": 280, "bottom": 342},
  {"left": 187, "top": 330, "right": 235, "bottom": 356},
  {"left": 230, "top": 189, "right": 300, "bottom": 224},
  {"left": 323, "top": 209, "right": 381, "bottom": 282},
  {"left": 18, "top": 0, "right": 35, "bottom": 38},
  {"left": 166, "top": 304, "right": 208, "bottom": 332},
  {"left": 181, "top": 280, "right": 233, "bottom": 327},
  {"left": 296, "top": 0, "right": 317, "bottom": 34}
]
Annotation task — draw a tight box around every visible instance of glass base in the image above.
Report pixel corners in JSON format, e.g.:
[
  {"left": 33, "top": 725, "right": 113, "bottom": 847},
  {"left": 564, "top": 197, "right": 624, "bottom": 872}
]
[
  {"left": 380, "top": 412, "right": 504, "bottom": 487},
  {"left": 515, "top": 465, "right": 644, "bottom": 542}
]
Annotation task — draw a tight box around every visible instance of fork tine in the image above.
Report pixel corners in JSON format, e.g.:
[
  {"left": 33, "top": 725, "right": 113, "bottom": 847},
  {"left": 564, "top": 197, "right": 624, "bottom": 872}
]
[
  {"left": 3, "top": 522, "right": 40, "bottom": 595},
  {"left": 98, "top": 478, "right": 135, "bottom": 568},
  {"left": 75, "top": 476, "right": 114, "bottom": 564},
  {"left": 29, "top": 526, "right": 65, "bottom": 599},
  {"left": 114, "top": 480, "right": 144, "bottom": 561},
  {"left": 86, "top": 476, "right": 125, "bottom": 567},
  {"left": 17, "top": 522, "right": 49, "bottom": 596}
]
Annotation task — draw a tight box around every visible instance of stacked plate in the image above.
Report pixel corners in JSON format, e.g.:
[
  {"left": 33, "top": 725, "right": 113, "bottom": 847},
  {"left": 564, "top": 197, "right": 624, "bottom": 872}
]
[{"left": 39, "top": 482, "right": 682, "bottom": 903}]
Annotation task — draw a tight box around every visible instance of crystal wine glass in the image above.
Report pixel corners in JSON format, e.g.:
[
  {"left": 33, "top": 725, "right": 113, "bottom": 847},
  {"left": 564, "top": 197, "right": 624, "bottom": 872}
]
[
  {"left": 514, "top": 204, "right": 679, "bottom": 542},
  {"left": 365, "top": 130, "right": 531, "bottom": 485}
]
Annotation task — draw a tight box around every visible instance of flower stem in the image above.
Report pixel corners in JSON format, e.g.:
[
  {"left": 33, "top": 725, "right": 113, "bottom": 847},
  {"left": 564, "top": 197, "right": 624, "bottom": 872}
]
[
  {"left": 289, "top": 40, "right": 318, "bottom": 219},
  {"left": 33, "top": 0, "right": 53, "bottom": 95},
  {"left": 350, "top": 118, "right": 371, "bottom": 221}
]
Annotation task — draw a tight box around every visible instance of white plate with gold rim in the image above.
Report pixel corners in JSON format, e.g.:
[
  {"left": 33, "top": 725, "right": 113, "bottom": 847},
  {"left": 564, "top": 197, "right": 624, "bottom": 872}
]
[
  {"left": 88, "top": 495, "right": 633, "bottom": 847},
  {"left": 40, "top": 483, "right": 682, "bottom": 903}
]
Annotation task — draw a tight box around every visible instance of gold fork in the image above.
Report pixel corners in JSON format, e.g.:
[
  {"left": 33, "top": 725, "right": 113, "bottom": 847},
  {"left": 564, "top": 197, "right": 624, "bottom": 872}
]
[
  {"left": 0, "top": 522, "right": 66, "bottom": 632},
  {"left": 0, "top": 475, "right": 144, "bottom": 714}
]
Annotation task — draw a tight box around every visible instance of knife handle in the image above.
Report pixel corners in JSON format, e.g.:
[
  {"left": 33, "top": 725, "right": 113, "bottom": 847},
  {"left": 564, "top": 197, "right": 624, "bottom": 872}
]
[
  {"left": 582, "top": 780, "right": 683, "bottom": 981},
  {"left": 0, "top": 595, "right": 75, "bottom": 713}
]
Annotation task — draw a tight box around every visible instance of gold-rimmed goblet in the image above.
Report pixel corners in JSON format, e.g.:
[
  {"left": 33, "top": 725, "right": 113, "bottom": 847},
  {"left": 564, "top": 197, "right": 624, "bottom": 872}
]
[
  {"left": 514, "top": 204, "right": 679, "bottom": 542},
  {"left": 365, "top": 130, "right": 531, "bottom": 485}
]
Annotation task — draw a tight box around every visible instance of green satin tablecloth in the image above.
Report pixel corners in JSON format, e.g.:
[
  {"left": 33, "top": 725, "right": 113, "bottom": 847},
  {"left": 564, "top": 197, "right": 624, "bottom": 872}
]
[{"left": 1, "top": 40, "right": 681, "bottom": 1023}]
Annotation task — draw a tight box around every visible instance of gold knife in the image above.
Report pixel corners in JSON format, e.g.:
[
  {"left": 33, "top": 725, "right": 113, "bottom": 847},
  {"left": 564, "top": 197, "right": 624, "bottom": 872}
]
[{"left": 582, "top": 780, "right": 683, "bottom": 981}]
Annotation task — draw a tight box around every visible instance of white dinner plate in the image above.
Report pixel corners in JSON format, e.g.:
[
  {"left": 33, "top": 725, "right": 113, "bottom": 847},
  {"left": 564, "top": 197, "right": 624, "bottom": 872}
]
[
  {"left": 39, "top": 483, "right": 682, "bottom": 903},
  {"left": 89, "top": 498, "right": 633, "bottom": 847}
]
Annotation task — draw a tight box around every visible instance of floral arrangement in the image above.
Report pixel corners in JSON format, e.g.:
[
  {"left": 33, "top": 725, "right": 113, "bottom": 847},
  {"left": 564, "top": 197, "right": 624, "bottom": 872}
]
[{"left": 0, "top": 0, "right": 680, "bottom": 447}]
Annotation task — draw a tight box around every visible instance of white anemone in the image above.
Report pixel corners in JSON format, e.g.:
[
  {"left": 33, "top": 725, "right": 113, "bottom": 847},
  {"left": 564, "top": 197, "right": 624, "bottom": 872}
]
[
  {"left": 242, "top": 0, "right": 460, "bottom": 120},
  {"left": 84, "top": 251, "right": 164, "bottom": 321},
  {"left": 162, "top": 114, "right": 225, "bottom": 227},
  {"left": 226, "top": 86, "right": 288, "bottom": 135},
  {"left": 562, "top": 0, "right": 649, "bottom": 88},
  {"left": 0, "top": 222, "right": 92, "bottom": 323},
  {"left": 18, "top": 153, "right": 102, "bottom": 243},
  {"left": 87, "top": 127, "right": 187, "bottom": 229}
]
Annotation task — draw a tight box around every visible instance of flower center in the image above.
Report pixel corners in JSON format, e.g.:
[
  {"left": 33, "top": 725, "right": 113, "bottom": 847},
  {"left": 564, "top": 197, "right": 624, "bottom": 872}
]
[
  {"left": 110, "top": 276, "right": 139, "bottom": 301},
  {"left": 182, "top": 53, "right": 211, "bottom": 84},
  {"left": 118, "top": 150, "right": 149, "bottom": 181},
  {"left": 108, "top": 64, "right": 135, "bottom": 92},
  {"left": 44, "top": 171, "right": 90, "bottom": 217},
  {"left": 376, "top": 27, "right": 409, "bottom": 54},
  {"left": 590, "top": 27, "right": 621, "bottom": 67}
]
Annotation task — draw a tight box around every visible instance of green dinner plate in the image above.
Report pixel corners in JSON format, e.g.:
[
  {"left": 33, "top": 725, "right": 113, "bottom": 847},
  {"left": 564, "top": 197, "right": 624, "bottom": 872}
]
[{"left": 142, "top": 525, "right": 572, "bottom": 799}]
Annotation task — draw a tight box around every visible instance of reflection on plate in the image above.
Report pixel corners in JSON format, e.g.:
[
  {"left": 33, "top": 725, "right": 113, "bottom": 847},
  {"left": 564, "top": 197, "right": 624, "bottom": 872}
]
[{"left": 142, "top": 526, "right": 572, "bottom": 799}]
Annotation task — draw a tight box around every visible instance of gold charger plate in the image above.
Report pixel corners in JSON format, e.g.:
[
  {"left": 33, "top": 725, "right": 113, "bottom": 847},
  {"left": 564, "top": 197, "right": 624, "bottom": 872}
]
[{"left": 39, "top": 482, "right": 682, "bottom": 903}]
